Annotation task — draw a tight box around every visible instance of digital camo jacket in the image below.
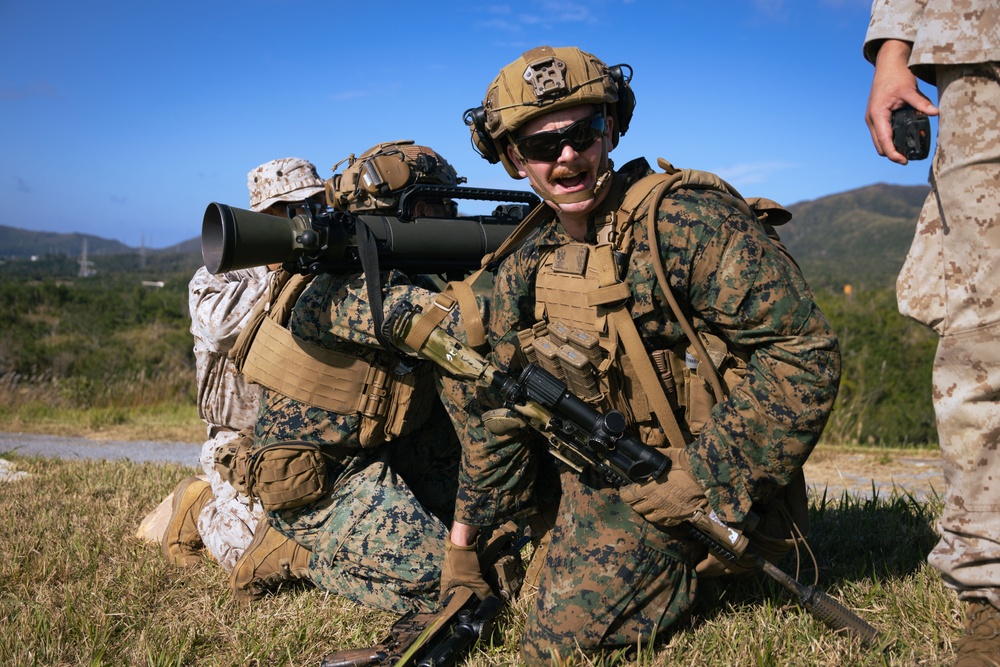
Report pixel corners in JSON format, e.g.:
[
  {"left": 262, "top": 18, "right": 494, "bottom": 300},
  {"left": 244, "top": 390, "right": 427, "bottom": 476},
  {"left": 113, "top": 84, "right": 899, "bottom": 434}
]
[{"left": 475, "top": 160, "right": 842, "bottom": 526}]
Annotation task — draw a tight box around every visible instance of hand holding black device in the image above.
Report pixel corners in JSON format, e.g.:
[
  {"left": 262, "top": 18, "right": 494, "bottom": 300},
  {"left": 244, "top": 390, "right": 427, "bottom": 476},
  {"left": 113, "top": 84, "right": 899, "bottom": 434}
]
[{"left": 891, "top": 103, "right": 931, "bottom": 160}]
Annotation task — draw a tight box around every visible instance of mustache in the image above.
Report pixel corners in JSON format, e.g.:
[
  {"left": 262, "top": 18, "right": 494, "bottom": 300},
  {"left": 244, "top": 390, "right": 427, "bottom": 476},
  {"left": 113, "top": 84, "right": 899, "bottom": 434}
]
[{"left": 549, "top": 165, "right": 586, "bottom": 182}]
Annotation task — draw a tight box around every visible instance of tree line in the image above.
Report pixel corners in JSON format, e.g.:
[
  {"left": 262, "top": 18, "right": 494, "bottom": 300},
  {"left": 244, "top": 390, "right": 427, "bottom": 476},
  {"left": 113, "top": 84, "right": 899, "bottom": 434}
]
[{"left": 0, "top": 255, "right": 938, "bottom": 446}]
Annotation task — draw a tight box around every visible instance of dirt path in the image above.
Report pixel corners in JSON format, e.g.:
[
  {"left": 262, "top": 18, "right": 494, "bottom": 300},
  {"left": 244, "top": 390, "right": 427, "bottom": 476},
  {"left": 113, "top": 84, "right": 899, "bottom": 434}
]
[
  {"left": 0, "top": 432, "right": 200, "bottom": 468},
  {"left": 0, "top": 431, "right": 945, "bottom": 502},
  {"left": 803, "top": 447, "right": 944, "bottom": 502}
]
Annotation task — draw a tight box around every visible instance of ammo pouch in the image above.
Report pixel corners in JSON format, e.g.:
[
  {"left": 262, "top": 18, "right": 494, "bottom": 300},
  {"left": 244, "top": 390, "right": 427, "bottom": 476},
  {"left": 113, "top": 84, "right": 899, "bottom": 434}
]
[
  {"left": 212, "top": 427, "right": 256, "bottom": 496},
  {"left": 357, "top": 361, "right": 436, "bottom": 448},
  {"left": 245, "top": 441, "right": 329, "bottom": 512},
  {"left": 656, "top": 334, "right": 748, "bottom": 437}
]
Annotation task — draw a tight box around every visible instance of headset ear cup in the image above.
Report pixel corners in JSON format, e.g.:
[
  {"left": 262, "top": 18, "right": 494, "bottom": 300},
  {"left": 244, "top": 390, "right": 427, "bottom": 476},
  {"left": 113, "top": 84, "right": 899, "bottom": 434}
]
[
  {"left": 474, "top": 128, "right": 500, "bottom": 164},
  {"left": 465, "top": 106, "right": 501, "bottom": 164},
  {"left": 608, "top": 64, "right": 635, "bottom": 141},
  {"left": 616, "top": 86, "right": 635, "bottom": 138}
]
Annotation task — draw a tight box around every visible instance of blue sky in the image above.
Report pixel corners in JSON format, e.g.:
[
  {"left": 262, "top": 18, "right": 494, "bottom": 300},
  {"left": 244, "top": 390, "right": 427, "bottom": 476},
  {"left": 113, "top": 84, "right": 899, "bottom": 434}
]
[{"left": 0, "top": 0, "right": 934, "bottom": 250}]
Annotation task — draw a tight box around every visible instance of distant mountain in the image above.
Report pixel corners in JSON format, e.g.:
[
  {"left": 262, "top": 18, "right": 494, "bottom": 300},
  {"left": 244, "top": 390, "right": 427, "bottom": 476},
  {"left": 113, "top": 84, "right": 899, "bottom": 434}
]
[
  {"left": 162, "top": 236, "right": 201, "bottom": 255},
  {"left": 0, "top": 225, "right": 135, "bottom": 258},
  {"left": 781, "top": 183, "right": 928, "bottom": 290}
]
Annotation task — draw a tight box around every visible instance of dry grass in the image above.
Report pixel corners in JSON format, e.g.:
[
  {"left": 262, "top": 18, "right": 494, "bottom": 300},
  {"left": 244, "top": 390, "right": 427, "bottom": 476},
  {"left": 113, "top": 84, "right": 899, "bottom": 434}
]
[
  {"left": 0, "top": 403, "right": 204, "bottom": 443},
  {"left": 0, "top": 452, "right": 964, "bottom": 667},
  {"left": 0, "top": 373, "right": 204, "bottom": 443}
]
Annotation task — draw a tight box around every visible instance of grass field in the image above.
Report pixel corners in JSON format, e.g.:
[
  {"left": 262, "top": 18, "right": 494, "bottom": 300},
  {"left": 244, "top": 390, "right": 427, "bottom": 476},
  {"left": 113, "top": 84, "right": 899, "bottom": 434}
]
[{"left": 0, "top": 447, "right": 962, "bottom": 667}]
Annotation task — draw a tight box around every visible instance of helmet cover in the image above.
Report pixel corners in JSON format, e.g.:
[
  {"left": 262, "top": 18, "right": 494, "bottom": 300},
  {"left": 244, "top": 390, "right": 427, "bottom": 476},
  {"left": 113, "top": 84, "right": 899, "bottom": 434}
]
[
  {"left": 468, "top": 46, "right": 634, "bottom": 178},
  {"left": 328, "top": 140, "right": 461, "bottom": 213}
]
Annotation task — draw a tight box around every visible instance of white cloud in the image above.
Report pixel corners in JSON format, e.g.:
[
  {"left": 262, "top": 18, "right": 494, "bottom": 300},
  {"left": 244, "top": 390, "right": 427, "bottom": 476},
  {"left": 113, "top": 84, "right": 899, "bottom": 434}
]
[
  {"left": 477, "top": 0, "right": 600, "bottom": 32},
  {"left": 713, "top": 161, "right": 797, "bottom": 187}
]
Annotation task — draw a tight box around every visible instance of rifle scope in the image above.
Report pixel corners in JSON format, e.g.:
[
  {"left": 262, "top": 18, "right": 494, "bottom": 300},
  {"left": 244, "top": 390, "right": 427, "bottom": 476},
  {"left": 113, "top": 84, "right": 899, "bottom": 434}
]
[{"left": 502, "top": 363, "right": 670, "bottom": 484}]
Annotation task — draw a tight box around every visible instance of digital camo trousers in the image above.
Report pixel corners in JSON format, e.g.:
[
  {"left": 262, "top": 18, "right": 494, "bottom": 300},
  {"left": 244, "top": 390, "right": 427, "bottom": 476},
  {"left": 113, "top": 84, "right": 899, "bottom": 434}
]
[
  {"left": 259, "top": 407, "right": 460, "bottom": 616},
  {"left": 267, "top": 452, "right": 449, "bottom": 615},
  {"left": 520, "top": 470, "right": 697, "bottom": 666},
  {"left": 197, "top": 429, "right": 263, "bottom": 572},
  {"left": 896, "top": 62, "right": 1000, "bottom": 609}
]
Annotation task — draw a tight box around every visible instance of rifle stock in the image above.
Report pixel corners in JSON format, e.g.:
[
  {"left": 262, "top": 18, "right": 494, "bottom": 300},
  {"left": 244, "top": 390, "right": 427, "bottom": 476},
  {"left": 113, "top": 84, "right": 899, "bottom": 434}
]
[{"left": 319, "top": 590, "right": 480, "bottom": 667}]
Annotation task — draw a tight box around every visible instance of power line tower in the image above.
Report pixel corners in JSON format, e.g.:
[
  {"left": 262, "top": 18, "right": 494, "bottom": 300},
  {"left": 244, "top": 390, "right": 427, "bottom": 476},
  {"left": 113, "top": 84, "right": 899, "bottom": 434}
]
[{"left": 78, "top": 238, "right": 96, "bottom": 277}]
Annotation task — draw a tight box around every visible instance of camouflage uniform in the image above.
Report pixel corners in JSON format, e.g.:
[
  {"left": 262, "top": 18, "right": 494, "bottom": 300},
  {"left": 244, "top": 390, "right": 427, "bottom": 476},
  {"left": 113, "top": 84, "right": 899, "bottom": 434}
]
[
  {"left": 254, "top": 267, "right": 489, "bottom": 615},
  {"left": 866, "top": 1, "right": 1000, "bottom": 611},
  {"left": 466, "top": 159, "right": 840, "bottom": 662},
  {"left": 189, "top": 265, "right": 268, "bottom": 571}
]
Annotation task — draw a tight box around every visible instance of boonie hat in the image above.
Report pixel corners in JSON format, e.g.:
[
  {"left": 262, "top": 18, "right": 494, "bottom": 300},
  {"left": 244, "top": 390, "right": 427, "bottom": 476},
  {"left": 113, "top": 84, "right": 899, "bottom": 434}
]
[{"left": 247, "top": 157, "right": 325, "bottom": 212}]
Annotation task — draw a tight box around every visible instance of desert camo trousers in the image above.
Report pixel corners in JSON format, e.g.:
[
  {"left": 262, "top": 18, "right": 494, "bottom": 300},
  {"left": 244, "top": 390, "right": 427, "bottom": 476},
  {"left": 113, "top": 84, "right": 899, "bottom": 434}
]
[
  {"left": 520, "top": 469, "right": 697, "bottom": 666},
  {"left": 896, "top": 62, "right": 1000, "bottom": 610},
  {"left": 197, "top": 428, "right": 263, "bottom": 572}
]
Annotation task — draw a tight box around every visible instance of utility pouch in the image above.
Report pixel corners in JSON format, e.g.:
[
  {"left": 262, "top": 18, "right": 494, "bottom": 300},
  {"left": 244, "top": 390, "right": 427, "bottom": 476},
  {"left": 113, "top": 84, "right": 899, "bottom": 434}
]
[
  {"left": 212, "top": 427, "right": 255, "bottom": 496},
  {"left": 382, "top": 363, "right": 436, "bottom": 440},
  {"left": 245, "top": 441, "right": 329, "bottom": 511},
  {"left": 684, "top": 363, "right": 715, "bottom": 436},
  {"left": 357, "top": 363, "right": 434, "bottom": 448}
]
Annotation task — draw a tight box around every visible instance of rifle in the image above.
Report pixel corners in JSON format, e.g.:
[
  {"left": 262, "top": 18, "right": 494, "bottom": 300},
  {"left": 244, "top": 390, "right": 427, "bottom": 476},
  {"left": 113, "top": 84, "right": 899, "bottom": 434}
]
[
  {"left": 383, "top": 300, "right": 883, "bottom": 648},
  {"left": 320, "top": 522, "right": 524, "bottom": 667}
]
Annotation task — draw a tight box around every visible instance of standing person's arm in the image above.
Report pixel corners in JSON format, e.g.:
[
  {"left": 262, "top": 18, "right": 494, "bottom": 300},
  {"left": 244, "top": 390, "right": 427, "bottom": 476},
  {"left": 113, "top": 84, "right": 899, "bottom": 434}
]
[{"left": 865, "top": 38, "right": 939, "bottom": 165}]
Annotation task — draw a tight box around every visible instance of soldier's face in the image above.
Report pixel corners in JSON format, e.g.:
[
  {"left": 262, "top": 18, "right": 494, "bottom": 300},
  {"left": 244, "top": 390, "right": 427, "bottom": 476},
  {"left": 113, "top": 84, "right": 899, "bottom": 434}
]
[{"left": 506, "top": 104, "right": 613, "bottom": 218}]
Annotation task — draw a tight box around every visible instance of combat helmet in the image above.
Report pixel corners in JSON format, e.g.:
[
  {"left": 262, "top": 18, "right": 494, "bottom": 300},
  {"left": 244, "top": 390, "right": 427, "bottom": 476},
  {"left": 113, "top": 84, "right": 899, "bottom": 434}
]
[
  {"left": 327, "top": 140, "right": 464, "bottom": 214},
  {"left": 464, "top": 45, "right": 635, "bottom": 180},
  {"left": 247, "top": 157, "right": 325, "bottom": 212}
]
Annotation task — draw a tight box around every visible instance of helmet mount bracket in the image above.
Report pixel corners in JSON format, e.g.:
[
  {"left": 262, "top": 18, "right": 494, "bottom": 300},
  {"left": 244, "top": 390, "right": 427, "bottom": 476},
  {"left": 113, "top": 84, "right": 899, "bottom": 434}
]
[{"left": 523, "top": 55, "right": 568, "bottom": 100}]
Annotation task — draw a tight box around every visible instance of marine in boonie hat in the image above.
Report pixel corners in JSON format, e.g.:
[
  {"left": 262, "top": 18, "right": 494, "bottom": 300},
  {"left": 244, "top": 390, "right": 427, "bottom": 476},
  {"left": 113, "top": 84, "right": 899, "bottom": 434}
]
[{"left": 247, "top": 157, "right": 325, "bottom": 212}]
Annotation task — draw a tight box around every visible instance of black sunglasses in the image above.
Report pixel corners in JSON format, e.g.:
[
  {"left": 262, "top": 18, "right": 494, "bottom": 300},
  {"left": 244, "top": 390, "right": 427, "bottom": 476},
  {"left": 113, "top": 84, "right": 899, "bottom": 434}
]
[{"left": 513, "top": 114, "right": 606, "bottom": 161}]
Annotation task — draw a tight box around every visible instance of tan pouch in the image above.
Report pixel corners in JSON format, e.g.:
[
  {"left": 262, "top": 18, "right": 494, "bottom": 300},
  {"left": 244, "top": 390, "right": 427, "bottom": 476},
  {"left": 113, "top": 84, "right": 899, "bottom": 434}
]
[
  {"left": 684, "top": 369, "right": 715, "bottom": 436},
  {"left": 382, "top": 364, "right": 435, "bottom": 440},
  {"left": 245, "top": 441, "right": 329, "bottom": 511},
  {"left": 212, "top": 427, "right": 255, "bottom": 496},
  {"left": 358, "top": 364, "right": 436, "bottom": 447}
]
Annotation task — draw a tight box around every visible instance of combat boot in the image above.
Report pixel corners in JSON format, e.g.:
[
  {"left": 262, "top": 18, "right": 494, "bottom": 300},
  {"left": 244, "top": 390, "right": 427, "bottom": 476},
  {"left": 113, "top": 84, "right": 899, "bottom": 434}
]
[
  {"left": 161, "top": 477, "right": 213, "bottom": 567},
  {"left": 955, "top": 599, "right": 1000, "bottom": 667},
  {"left": 229, "top": 523, "right": 311, "bottom": 604}
]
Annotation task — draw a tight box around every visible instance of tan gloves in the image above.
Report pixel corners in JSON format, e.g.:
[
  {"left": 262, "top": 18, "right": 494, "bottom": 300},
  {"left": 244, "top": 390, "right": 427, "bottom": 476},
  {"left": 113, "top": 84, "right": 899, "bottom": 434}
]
[
  {"left": 621, "top": 447, "right": 756, "bottom": 579},
  {"left": 620, "top": 448, "right": 709, "bottom": 528},
  {"left": 440, "top": 536, "right": 494, "bottom": 602},
  {"left": 622, "top": 447, "right": 810, "bottom": 580}
]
